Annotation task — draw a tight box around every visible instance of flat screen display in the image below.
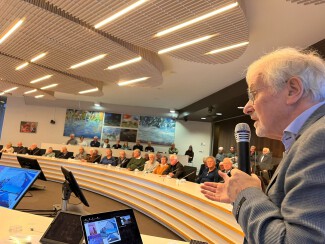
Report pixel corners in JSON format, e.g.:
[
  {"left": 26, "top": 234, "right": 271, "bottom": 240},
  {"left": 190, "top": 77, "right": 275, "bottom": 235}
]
[
  {"left": 0, "top": 165, "right": 40, "bottom": 209},
  {"left": 81, "top": 209, "right": 143, "bottom": 244}
]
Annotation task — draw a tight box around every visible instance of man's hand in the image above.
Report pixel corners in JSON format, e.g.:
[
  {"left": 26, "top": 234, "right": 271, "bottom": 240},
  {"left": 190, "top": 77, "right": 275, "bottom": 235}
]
[{"left": 201, "top": 169, "right": 262, "bottom": 203}]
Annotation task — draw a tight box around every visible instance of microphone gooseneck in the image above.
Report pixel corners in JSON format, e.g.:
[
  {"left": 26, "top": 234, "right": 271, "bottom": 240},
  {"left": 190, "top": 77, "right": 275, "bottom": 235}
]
[{"left": 235, "top": 123, "right": 251, "bottom": 175}]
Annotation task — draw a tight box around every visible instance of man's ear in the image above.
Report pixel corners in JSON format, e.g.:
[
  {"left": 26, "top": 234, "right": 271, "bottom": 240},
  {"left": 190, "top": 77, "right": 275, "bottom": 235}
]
[{"left": 286, "top": 77, "right": 304, "bottom": 104}]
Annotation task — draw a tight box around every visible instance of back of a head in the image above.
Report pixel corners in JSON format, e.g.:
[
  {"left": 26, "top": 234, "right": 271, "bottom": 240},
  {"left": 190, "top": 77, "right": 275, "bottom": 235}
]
[{"left": 247, "top": 47, "right": 325, "bottom": 102}]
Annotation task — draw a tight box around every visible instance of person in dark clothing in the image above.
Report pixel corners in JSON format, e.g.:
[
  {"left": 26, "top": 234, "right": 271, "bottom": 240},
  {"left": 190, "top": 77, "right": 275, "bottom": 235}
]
[
  {"left": 163, "top": 154, "right": 184, "bottom": 179},
  {"left": 196, "top": 156, "right": 218, "bottom": 184},
  {"left": 185, "top": 145, "right": 194, "bottom": 163}
]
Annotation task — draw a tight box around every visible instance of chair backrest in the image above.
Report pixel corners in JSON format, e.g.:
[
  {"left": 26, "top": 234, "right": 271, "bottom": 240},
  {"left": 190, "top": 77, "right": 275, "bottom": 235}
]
[
  {"left": 183, "top": 165, "right": 197, "bottom": 182},
  {"left": 39, "top": 148, "right": 46, "bottom": 156}
]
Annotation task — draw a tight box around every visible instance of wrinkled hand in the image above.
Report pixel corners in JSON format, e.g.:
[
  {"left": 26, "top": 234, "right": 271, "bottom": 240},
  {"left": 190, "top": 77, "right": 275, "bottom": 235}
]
[{"left": 201, "top": 169, "right": 261, "bottom": 203}]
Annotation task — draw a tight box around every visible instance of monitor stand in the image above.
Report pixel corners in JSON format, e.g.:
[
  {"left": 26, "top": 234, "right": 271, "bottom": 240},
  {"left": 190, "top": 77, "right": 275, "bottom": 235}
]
[{"left": 30, "top": 183, "right": 46, "bottom": 190}]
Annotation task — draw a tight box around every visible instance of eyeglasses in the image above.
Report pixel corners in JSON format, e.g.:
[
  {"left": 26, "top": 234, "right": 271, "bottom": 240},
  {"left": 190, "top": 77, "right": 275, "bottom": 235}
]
[{"left": 247, "top": 86, "right": 269, "bottom": 104}]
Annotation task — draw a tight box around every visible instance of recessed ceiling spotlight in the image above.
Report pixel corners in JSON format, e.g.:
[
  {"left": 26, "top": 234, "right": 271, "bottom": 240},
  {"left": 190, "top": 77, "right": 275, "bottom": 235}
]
[
  {"left": 237, "top": 106, "right": 245, "bottom": 109},
  {"left": 94, "top": 102, "right": 101, "bottom": 107},
  {"left": 216, "top": 113, "right": 222, "bottom": 116},
  {"left": 201, "top": 117, "right": 207, "bottom": 120},
  {"left": 170, "top": 109, "right": 176, "bottom": 113}
]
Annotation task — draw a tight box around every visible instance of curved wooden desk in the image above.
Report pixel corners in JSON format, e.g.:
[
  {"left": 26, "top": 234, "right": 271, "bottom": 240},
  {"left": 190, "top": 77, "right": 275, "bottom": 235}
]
[{"left": 0, "top": 153, "right": 244, "bottom": 244}]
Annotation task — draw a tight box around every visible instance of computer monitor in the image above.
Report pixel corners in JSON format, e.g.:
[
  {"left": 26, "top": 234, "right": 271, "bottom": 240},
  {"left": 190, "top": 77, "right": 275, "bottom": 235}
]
[
  {"left": 17, "top": 156, "right": 47, "bottom": 181},
  {"left": 0, "top": 165, "right": 40, "bottom": 209},
  {"left": 61, "top": 166, "right": 89, "bottom": 210}
]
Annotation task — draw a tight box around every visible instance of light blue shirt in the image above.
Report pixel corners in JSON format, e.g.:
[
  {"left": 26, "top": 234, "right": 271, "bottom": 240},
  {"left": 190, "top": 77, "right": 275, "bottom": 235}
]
[{"left": 282, "top": 101, "right": 325, "bottom": 151}]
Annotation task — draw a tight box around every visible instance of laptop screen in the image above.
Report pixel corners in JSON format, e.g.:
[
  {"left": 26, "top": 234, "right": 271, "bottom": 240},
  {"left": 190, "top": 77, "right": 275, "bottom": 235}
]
[{"left": 81, "top": 209, "right": 143, "bottom": 244}]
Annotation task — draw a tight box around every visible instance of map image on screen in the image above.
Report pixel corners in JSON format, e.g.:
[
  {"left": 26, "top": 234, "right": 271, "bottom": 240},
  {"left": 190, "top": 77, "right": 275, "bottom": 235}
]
[{"left": 0, "top": 165, "right": 40, "bottom": 209}]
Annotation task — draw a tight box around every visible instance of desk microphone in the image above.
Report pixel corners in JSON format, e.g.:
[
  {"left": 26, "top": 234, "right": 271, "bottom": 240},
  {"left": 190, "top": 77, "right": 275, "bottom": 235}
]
[
  {"left": 235, "top": 123, "right": 251, "bottom": 175},
  {"left": 180, "top": 170, "right": 196, "bottom": 181}
]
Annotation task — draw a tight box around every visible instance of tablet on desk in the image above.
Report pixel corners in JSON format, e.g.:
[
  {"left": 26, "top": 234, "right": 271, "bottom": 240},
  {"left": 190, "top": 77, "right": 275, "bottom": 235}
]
[
  {"left": 40, "top": 211, "right": 83, "bottom": 244},
  {"left": 81, "top": 209, "right": 143, "bottom": 244}
]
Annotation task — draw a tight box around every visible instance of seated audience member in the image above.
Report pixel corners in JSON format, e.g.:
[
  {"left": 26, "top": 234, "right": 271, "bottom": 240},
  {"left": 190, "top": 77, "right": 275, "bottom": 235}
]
[
  {"left": 163, "top": 155, "right": 184, "bottom": 179},
  {"left": 143, "top": 153, "right": 149, "bottom": 161},
  {"left": 101, "top": 139, "right": 110, "bottom": 148},
  {"left": 78, "top": 136, "right": 88, "bottom": 146},
  {"left": 112, "top": 140, "right": 122, "bottom": 149},
  {"left": 215, "top": 157, "right": 233, "bottom": 183},
  {"left": 127, "top": 149, "right": 145, "bottom": 171},
  {"left": 133, "top": 140, "right": 143, "bottom": 151},
  {"left": 121, "top": 141, "right": 130, "bottom": 150},
  {"left": 75, "top": 147, "right": 87, "bottom": 160},
  {"left": 43, "top": 147, "right": 55, "bottom": 157},
  {"left": 83, "top": 149, "right": 101, "bottom": 163},
  {"left": 57, "top": 146, "right": 70, "bottom": 159},
  {"left": 1, "top": 142, "right": 14, "bottom": 153},
  {"left": 155, "top": 152, "right": 162, "bottom": 163},
  {"left": 100, "top": 149, "right": 117, "bottom": 165},
  {"left": 196, "top": 156, "right": 218, "bottom": 184},
  {"left": 143, "top": 153, "right": 159, "bottom": 173},
  {"left": 153, "top": 156, "right": 169, "bottom": 175},
  {"left": 90, "top": 136, "right": 100, "bottom": 147},
  {"left": 185, "top": 145, "right": 194, "bottom": 163},
  {"left": 15, "top": 142, "right": 27, "bottom": 154},
  {"left": 66, "top": 133, "right": 78, "bottom": 145},
  {"left": 215, "top": 147, "right": 225, "bottom": 164},
  {"left": 27, "top": 144, "right": 41, "bottom": 156},
  {"left": 168, "top": 143, "right": 179, "bottom": 155},
  {"left": 116, "top": 150, "right": 130, "bottom": 168},
  {"left": 144, "top": 142, "right": 154, "bottom": 152},
  {"left": 198, "top": 157, "right": 208, "bottom": 178}
]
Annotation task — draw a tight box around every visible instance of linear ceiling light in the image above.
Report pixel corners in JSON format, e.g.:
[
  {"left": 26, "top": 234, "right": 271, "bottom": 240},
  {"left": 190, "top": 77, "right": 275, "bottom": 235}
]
[
  {"left": 69, "top": 54, "right": 106, "bottom": 69},
  {"left": 94, "top": 0, "right": 148, "bottom": 29},
  {"left": 30, "top": 75, "right": 53, "bottom": 84},
  {"left": 4, "top": 87, "right": 18, "bottom": 93},
  {"left": 30, "top": 52, "right": 47, "bottom": 62},
  {"left": 106, "top": 57, "right": 142, "bottom": 70},
  {"left": 0, "top": 18, "right": 24, "bottom": 44},
  {"left": 117, "top": 77, "right": 150, "bottom": 86},
  {"left": 0, "top": 92, "right": 4, "bottom": 95},
  {"left": 206, "top": 41, "right": 249, "bottom": 55},
  {"left": 35, "top": 95, "right": 44, "bottom": 98},
  {"left": 155, "top": 2, "right": 238, "bottom": 37},
  {"left": 40, "top": 84, "right": 58, "bottom": 90},
  {"left": 158, "top": 35, "right": 214, "bottom": 54},
  {"left": 24, "top": 89, "right": 37, "bottom": 94},
  {"left": 16, "top": 62, "right": 29, "bottom": 70},
  {"left": 79, "top": 88, "right": 99, "bottom": 94}
]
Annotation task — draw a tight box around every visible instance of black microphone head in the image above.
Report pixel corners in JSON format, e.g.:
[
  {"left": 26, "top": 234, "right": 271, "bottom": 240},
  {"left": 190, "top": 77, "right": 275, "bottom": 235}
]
[{"left": 235, "top": 123, "right": 251, "bottom": 143}]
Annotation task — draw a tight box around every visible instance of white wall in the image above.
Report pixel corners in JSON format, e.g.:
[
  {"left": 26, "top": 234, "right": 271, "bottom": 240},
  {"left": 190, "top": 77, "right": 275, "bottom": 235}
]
[{"left": 0, "top": 97, "right": 212, "bottom": 165}]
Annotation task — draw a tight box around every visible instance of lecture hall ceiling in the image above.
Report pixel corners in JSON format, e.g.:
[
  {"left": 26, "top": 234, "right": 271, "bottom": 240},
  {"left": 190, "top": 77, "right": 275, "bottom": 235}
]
[{"left": 0, "top": 0, "right": 324, "bottom": 121}]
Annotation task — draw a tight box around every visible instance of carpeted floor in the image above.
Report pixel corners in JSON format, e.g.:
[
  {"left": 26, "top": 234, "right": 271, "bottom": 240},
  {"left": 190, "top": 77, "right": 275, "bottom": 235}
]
[{"left": 16, "top": 179, "right": 183, "bottom": 241}]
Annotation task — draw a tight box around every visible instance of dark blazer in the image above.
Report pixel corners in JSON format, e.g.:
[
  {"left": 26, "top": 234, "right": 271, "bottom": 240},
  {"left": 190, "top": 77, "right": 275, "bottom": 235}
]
[
  {"left": 28, "top": 147, "right": 41, "bottom": 156},
  {"left": 117, "top": 157, "right": 130, "bottom": 168},
  {"left": 233, "top": 104, "right": 325, "bottom": 243},
  {"left": 256, "top": 153, "right": 273, "bottom": 171},
  {"left": 163, "top": 161, "right": 184, "bottom": 179},
  {"left": 15, "top": 146, "right": 27, "bottom": 154}
]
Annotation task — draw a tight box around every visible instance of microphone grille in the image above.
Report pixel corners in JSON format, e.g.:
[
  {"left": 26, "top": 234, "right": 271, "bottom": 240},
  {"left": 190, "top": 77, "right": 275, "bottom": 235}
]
[{"left": 235, "top": 123, "right": 251, "bottom": 143}]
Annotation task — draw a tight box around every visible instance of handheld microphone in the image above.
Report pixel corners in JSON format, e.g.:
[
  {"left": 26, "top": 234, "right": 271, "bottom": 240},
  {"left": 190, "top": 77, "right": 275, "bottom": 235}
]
[{"left": 235, "top": 123, "right": 251, "bottom": 175}]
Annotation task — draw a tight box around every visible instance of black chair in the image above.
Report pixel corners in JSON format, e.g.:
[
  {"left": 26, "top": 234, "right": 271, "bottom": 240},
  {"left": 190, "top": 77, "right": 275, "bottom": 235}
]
[
  {"left": 183, "top": 165, "right": 197, "bottom": 182},
  {"left": 53, "top": 150, "right": 61, "bottom": 157},
  {"left": 39, "top": 148, "right": 46, "bottom": 156},
  {"left": 67, "top": 151, "right": 74, "bottom": 158}
]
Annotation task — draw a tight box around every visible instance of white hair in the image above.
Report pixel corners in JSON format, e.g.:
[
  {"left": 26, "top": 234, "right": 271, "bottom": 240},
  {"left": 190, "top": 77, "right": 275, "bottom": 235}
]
[{"left": 246, "top": 47, "right": 325, "bottom": 102}]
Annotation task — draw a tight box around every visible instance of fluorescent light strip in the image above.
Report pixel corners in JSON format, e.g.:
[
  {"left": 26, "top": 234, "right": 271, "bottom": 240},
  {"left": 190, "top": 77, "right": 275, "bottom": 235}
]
[
  {"left": 69, "top": 54, "right": 106, "bottom": 69},
  {"left": 118, "top": 77, "right": 149, "bottom": 86},
  {"left": 106, "top": 57, "right": 142, "bottom": 70},
  {"left": 16, "top": 62, "right": 29, "bottom": 70},
  {"left": 95, "top": 0, "right": 147, "bottom": 29},
  {"left": 158, "top": 35, "right": 214, "bottom": 54},
  {"left": 0, "top": 18, "right": 24, "bottom": 44},
  {"left": 206, "top": 41, "right": 249, "bottom": 55},
  {"left": 156, "top": 2, "right": 238, "bottom": 37},
  {"left": 40, "top": 84, "right": 58, "bottom": 90},
  {"left": 30, "top": 52, "right": 47, "bottom": 62},
  {"left": 30, "top": 75, "right": 53, "bottom": 84},
  {"left": 24, "top": 89, "right": 37, "bottom": 94},
  {"left": 35, "top": 95, "right": 44, "bottom": 99},
  {"left": 4, "top": 87, "right": 18, "bottom": 93},
  {"left": 0, "top": 92, "right": 4, "bottom": 96},
  {"left": 79, "top": 88, "right": 99, "bottom": 94}
]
